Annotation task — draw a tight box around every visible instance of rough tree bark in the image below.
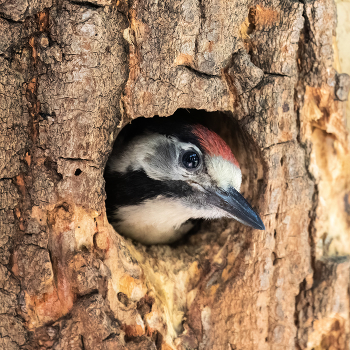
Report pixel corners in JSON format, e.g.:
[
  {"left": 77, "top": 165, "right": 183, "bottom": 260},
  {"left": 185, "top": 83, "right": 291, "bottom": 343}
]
[{"left": 1, "top": 0, "right": 350, "bottom": 349}]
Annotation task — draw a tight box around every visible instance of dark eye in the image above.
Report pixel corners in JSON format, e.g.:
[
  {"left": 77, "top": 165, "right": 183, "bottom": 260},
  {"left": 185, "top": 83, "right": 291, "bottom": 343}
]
[{"left": 182, "top": 151, "right": 200, "bottom": 169}]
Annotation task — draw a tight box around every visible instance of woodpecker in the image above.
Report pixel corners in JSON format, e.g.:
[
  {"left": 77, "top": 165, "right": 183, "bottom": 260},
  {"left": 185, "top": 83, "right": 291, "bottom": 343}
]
[{"left": 105, "top": 118, "right": 265, "bottom": 245}]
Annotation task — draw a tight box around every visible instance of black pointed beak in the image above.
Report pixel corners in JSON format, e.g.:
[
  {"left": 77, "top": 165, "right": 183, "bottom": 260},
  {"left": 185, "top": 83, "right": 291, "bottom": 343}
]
[{"left": 207, "top": 187, "right": 265, "bottom": 230}]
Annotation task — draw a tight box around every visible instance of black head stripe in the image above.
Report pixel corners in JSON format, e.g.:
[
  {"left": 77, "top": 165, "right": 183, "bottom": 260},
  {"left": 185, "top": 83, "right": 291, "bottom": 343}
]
[{"left": 105, "top": 170, "right": 194, "bottom": 219}]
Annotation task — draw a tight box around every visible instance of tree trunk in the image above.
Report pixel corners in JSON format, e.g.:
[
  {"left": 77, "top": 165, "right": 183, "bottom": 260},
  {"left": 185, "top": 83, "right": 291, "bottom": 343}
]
[{"left": 1, "top": 0, "right": 350, "bottom": 349}]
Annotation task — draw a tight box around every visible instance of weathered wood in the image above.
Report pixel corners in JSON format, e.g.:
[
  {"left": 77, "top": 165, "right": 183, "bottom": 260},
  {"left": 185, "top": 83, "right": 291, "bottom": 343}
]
[{"left": 0, "top": 0, "right": 349, "bottom": 349}]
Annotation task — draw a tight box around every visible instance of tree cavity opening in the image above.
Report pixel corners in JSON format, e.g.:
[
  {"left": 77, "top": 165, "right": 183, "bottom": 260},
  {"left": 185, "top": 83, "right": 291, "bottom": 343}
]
[{"left": 104, "top": 108, "right": 264, "bottom": 252}]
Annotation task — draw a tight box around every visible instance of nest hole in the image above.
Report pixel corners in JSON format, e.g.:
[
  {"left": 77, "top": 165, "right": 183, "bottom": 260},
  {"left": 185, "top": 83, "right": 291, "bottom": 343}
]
[{"left": 104, "top": 108, "right": 264, "bottom": 254}]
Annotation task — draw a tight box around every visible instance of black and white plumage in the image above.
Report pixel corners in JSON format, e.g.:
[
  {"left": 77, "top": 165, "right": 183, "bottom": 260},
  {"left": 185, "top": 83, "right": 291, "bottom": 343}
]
[{"left": 105, "top": 117, "right": 265, "bottom": 245}]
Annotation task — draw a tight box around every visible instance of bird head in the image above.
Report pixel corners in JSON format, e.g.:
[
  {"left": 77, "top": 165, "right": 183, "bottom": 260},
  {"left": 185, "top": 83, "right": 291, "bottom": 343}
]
[{"left": 106, "top": 120, "right": 264, "bottom": 244}]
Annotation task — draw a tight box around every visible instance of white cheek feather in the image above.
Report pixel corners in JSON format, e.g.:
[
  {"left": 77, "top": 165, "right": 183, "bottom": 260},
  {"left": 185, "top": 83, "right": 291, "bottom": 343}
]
[
  {"left": 205, "top": 155, "right": 242, "bottom": 191},
  {"left": 108, "top": 133, "right": 164, "bottom": 174},
  {"left": 108, "top": 133, "right": 203, "bottom": 182}
]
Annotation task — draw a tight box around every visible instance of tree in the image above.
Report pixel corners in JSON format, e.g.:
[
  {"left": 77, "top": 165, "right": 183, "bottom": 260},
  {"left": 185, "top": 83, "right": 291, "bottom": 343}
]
[{"left": 1, "top": 0, "right": 350, "bottom": 349}]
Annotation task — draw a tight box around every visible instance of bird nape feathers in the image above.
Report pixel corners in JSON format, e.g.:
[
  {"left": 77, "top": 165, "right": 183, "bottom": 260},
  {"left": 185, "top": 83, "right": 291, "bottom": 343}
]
[{"left": 105, "top": 116, "right": 265, "bottom": 245}]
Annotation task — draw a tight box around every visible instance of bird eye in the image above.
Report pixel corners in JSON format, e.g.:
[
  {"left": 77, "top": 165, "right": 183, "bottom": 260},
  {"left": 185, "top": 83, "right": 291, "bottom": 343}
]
[{"left": 182, "top": 151, "right": 200, "bottom": 169}]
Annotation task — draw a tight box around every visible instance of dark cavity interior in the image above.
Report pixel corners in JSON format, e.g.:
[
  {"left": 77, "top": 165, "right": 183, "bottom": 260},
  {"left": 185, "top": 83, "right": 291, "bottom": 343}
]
[{"left": 104, "top": 108, "right": 265, "bottom": 255}]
